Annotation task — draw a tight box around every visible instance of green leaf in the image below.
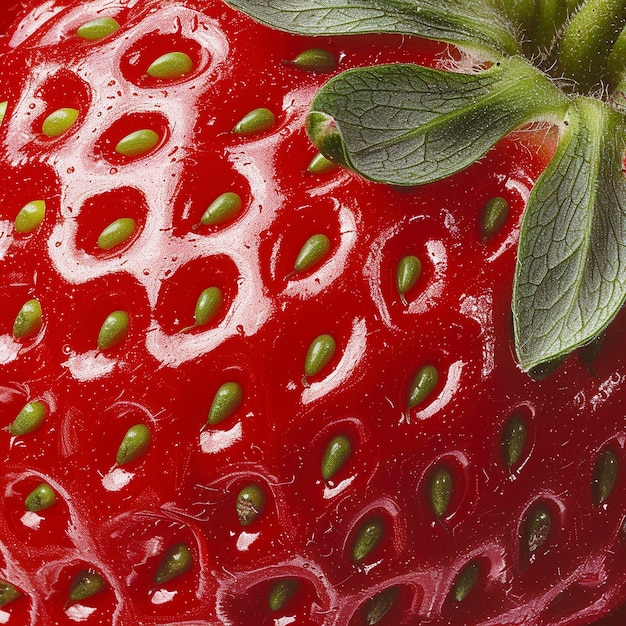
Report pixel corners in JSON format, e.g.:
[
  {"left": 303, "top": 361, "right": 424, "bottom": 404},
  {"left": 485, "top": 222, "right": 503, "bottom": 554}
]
[
  {"left": 307, "top": 55, "right": 567, "bottom": 186},
  {"left": 226, "top": 0, "right": 520, "bottom": 56},
  {"left": 514, "top": 97, "right": 626, "bottom": 371}
]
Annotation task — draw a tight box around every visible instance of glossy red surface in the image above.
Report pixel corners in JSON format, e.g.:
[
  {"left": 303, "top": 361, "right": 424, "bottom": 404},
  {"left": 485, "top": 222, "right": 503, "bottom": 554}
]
[{"left": 0, "top": 1, "right": 625, "bottom": 624}]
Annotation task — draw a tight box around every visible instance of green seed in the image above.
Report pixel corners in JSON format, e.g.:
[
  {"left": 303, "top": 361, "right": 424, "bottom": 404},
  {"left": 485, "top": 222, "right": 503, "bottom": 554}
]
[
  {"left": 68, "top": 570, "right": 106, "bottom": 603},
  {"left": 10, "top": 400, "right": 47, "bottom": 436},
  {"left": 15, "top": 200, "right": 45, "bottom": 233},
  {"left": 451, "top": 560, "right": 480, "bottom": 602},
  {"left": 194, "top": 287, "right": 222, "bottom": 326},
  {"left": 97, "top": 217, "right": 136, "bottom": 250},
  {"left": 42, "top": 107, "right": 79, "bottom": 137},
  {"left": 147, "top": 52, "right": 193, "bottom": 79},
  {"left": 268, "top": 578, "right": 298, "bottom": 612},
  {"left": 480, "top": 196, "right": 509, "bottom": 241},
  {"left": 232, "top": 108, "right": 275, "bottom": 135},
  {"left": 97, "top": 311, "right": 129, "bottom": 350},
  {"left": 304, "top": 334, "right": 336, "bottom": 379},
  {"left": 200, "top": 192, "right": 242, "bottom": 226},
  {"left": 115, "top": 129, "right": 160, "bottom": 157},
  {"left": 352, "top": 516, "right": 384, "bottom": 563},
  {"left": 396, "top": 255, "right": 422, "bottom": 301},
  {"left": 429, "top": 466, "right": 452, "bottom": 519},
  {"left": 155, "top": 543, "right": 193, "bottom": 585},
  {"left": 307, "top": 152, "right": 338, "bottom": 174},
  {"left": 206, "top": 381, "right": 243, "bottom": 426},
  {"left": 0, "top": 101, "right": 7, "bottom": 125},
  {"left": 294, "top": 234, "right": 331, "bottom": 272},
  {"left": 407, "top": 364, "right": 439, "bottom": 409},
  {"left": 285, "top": 48, "right": 337, "bottom": 72},
  {"left": 592, "top": 447, "right": 619, "bottom": 506},
  {"left": 236, "top": 483, "right": 267, "bottom": 526},
  {"left": 0, "top": 581, "right": 22, "bottom": 607},
  {"left": 502, "top": 414, "right": 527, "bottom": 469},
  {"left": 13, "top": 298, "right": 42, "bottom": 339},
  {"left": 116, "top": 424, "right": 152, "bottom": 465},
  {"left": 522, "top": 506, "right": 551, "bottom": 554},
  {"left": 76, "top": 17, "right": 120, "bottom": 40},
  {"left": 321, "top": 434, "right": 352, "bottom": 481},
  {"left": 25, "top": 482, "right": 57, "bottom": 512},
  {"left": 362, "top": 586, "right": 399, "bottom": 625}
]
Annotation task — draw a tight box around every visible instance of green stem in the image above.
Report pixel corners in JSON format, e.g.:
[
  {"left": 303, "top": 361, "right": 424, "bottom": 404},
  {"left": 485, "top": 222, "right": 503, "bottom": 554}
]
[
  {"left": 529, "top": 0, "right": 568, "bottom": 51},
  {"left": 558, "top": 0, "right": 626, "bottom": 92},
  {"left": 608, "top": 25, "right": 626, "bottom": 94}
]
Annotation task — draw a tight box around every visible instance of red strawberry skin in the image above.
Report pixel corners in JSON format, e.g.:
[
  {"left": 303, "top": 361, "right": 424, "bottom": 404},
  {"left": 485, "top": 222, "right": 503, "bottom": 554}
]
[{"left": 0, "top": 1, "right": 626, "bottom": 625}]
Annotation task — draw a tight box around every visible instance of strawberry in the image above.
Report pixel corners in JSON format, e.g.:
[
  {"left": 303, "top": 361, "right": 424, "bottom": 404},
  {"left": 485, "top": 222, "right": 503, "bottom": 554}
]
[{"left": 1, "top": 0, "right": 626, "bottom": 625}]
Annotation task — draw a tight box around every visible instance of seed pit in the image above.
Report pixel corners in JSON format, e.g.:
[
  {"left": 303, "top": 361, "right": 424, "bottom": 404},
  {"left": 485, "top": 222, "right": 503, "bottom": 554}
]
[
  {"left": 419, "top": 452, "right": 471, "bottom": 525},
  {"left": 120, "top": 33, "right": 207, "bottom": 87},
  {"left": 154, "top": 254, "right": 239, "bottom": 335},
  {"left": 75, "top": 187, "right": 147, "bottom": 256},
  {"left": 30, "top": 70, "right": 90, "bottom": 142},
  {"left": 95, "top": 112, "right": 169, "bottom": 164},
  {"left": 348, "top": 584, "right": 415, "bottom": 626}
]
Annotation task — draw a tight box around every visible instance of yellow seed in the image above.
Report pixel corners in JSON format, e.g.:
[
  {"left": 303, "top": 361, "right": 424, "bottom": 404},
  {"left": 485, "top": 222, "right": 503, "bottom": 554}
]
[
  {"left": 480, "top": 196, "right": 509, "bottom": 241},
  {"left": 429, "top": 466, "right": 452, "bottom": 519},
  {"left": 68, "top": 570, "right": 106, "bottom": 603},
  {"left": 307, "top": 152, "right": 338, "bottom": 174},
  {"left": 407, "top": 364, "right": 439, "bottom": 409},
  {"left": 13, "top": 298, "right": 42, "bottom": 339},
  {"left": 25, "top": 482, "right": 56, "bottom": 512},
  {"left": 116, "top": 424, "right": 152, "bottom": 465},
  {"left": 294, "top": 234, "right": 331, "bottom": 272},
  {"left": 155, "top": 543, "right": 193, "bottom": 584},
  {"left": 396, "top": 255, "right": 422, "bottom": 300},
  {"left": 42, "top": 108, "right": 79, "bottom": 137},
  {"left": 97, "top": 311, "right": 129, "bottom": 350},
  {"left": 362, "top": 587, "right": 399, "bottom": 625},
  {"left": 502, "top": 414, "right": 527, "bottom": 469},
  {"left": 0, "top": 581, "right": 22, "bottom": 608},
  {"left": 352, "top": 516, "right": 384, "bottom": 563},
  {"left": 10, "top": 400, "right": 47, "bottom": 436},
  {"left": 268, "top": 579, "right": 299, "bottom": 612},
  {"left": 15, "top": 200, "right": 45, "bottom": 233},
  {"left": 76, "top": 17, "right": 120, "bottom": 40},
  {"left": 147, "top": 52, "right": 194, "bottom": 79},
  {"left": 115, "top": 129, "right": 160, "bottom": 157},
  {"left": 304, "top": 334, "right": 336, "bottom": 378},
  {"left": 451, "top": 560, "right": 480, "bottom": 602},
  {"left": 285, "top": 48, "right": 337, "bottom": 72},
  {"left": 236, "top": 483, "right": 267, "bottom": 526},
  {"left": 592, "top": 447, "right": 619, "bottom": 506},
  {"left": 200, "top": 192, "right": 242, "bottom": 226},
  {"left": 321, "top": 434, "right": 352, "bottom": 481},
  {"left": 97, "top": 217, "right": 136, "bottom": 250},
  {"left": 194, "top": 287, "right": 223, "bottom": 326},
  {"left": 232, "top": 108, "right": 275, "bottom": 135},
  {"left": 206, "top": 382, "right": 243, "bottom": 426}
]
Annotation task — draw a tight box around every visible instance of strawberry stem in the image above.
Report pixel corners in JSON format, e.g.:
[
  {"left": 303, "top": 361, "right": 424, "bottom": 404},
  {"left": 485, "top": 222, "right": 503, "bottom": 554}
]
[{"left": 558, "top": 0, "right": 626, "bottom": 92}]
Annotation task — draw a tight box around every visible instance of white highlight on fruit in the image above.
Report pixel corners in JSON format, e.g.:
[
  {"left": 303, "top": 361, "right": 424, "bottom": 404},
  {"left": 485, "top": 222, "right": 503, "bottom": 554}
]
[
  {"left": 301, "top": 317, "right": 367, "bottom": 405},
  {"left": 151, "top": 589, "right": 177, "bottom": 605},
  {"left": 401, "top": 359, "right": 464, "bottom": 423},
  {"left": 65, "top": 604, "right": 98, "bottom": 621},
  {"left": 62, "top": 351, "right": 116, "bottom": 382},
  {"left": 102, "top": 467, "right": 133, "bottom": 492},
  {"left": 20, "top": 511, "right": 43, "bottom": 530},
  {"left": 200, "top": 422, "right": 242, "bottom": 454},
  {"left": 236, "top": 531, "right": 259, "bottom": 551}
]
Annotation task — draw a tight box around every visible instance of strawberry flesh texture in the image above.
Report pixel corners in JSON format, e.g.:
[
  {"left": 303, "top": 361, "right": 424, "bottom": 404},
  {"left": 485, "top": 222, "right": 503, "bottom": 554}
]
[{"left": 0, "top": 1, "right": 626, "bottom": 624}]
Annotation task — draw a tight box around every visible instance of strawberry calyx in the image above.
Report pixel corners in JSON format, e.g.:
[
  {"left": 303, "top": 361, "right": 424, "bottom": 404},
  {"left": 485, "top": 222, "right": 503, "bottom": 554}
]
[{"left": 227, "top": 0, "right": 626, "bottom": 373}]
